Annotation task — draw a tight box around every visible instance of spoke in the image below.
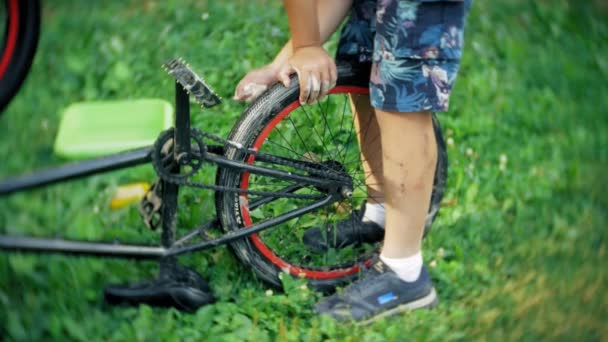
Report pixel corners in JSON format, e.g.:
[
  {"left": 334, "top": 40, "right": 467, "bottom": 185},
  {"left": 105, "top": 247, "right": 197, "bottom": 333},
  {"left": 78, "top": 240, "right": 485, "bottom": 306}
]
[
  {"left": 352, "top": 182, "right": 384, "bottom": 188},
  {"left": 256, "top": 151, "right": 327, "bottom": 171},
  {"left": 279, "top": 116, "right": 344, "bottom": 178},
  {"left": 272, "top": 116, "right": 346, "bottom": 178},
  {"left": 344, "top": 130, "right": 381, "bottom": 168},
  {"left": 317, "top": 96, "right": 340, "bottom": 158},
  {"left": 247, "top": 177, "right": 291, "bottom": 187},
  {"left": 299, "top": 104, "right": 334, "bottom": 159},
  {"left": 351, "top": 171, "right": 383, "bottom": 191},
  {"left": 350, "top": 174, "right": 383, "bottom": 193},
  {"left": 266, "top": 139, "right": 303, "bottom": 159},
  {"left": 269, "top": 124, "right": 304, "bottom": 159},
  {"left": 287, "top": 115, "right": 314, "bottom": 156},
  {"left": 322, "top": 207, "right": 340, "bottom": 260},
  {"left": 350, "top": 196, "right": 386, "bottom": 206},
  {"left": 350, "top": 183, "right": 370, "bottom": 197},
  {"left": 319, "top": 91, "right": 334, "bottom": 141},
  {"left": 319, "top": 99, "right": 329, "bottom": 146},
  {"left": 335, "top": 94, "right": 350, "bottom": 162},
  {"left": 335, "top": 94, "right": 361, "bottom": 164}
]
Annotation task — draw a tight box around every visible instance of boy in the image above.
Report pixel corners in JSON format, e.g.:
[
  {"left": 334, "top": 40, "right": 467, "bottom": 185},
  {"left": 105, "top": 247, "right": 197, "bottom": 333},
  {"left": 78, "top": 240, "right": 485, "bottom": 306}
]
[{"left": 235, "top": 0, "right": 470, "bottom": 323}]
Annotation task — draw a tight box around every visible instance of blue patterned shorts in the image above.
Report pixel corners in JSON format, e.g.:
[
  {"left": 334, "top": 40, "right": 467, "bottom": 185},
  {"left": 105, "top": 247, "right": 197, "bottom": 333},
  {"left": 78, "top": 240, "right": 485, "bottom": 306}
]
[{"left": 336, "top": 0, "right": 472, "bottom": 112}]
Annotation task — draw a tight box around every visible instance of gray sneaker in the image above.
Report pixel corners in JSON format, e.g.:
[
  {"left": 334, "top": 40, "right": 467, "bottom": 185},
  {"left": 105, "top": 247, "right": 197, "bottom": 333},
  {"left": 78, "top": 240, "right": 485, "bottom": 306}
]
[{"left": 315, "top": 258, "right": 438, "bottom": 324}]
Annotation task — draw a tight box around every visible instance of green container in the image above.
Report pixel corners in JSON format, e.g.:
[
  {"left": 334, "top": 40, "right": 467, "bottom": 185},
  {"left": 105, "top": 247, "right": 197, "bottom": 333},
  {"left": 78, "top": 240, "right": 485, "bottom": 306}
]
[{"left": 54, "top": 99, "right": 174, "bottom": 159}]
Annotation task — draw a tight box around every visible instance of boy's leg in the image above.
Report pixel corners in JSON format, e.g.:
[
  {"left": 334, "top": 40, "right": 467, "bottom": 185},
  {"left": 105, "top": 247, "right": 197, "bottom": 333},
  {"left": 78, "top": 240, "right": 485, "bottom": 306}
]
[
  {"left": 375, "top": 109, "right": 436, "bottom": 258},
  {"left": 339, "top": 101, "right": 436, "bottom": 258},
  {"left": 352, "top": 96, "right": 437, "bottom": 258},
  {"left": 348, "top": 96, "right": 437, "bottom": 259},
  {"left": 350, "top": 94, "right": 384, "bottom": 204},
  {"left": 313, "top": 0, "right": 470, "bottom": 322}
]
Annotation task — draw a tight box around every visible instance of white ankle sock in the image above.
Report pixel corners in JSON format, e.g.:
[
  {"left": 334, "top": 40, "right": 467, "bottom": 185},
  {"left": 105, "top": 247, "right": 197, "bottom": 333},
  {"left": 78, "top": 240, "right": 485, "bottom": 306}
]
[
  {"left": 362, "top": 202, "right": 385, "bottom": 228},
  {"left": 380, "top": 252, "right": 423, "bottom": 282}
]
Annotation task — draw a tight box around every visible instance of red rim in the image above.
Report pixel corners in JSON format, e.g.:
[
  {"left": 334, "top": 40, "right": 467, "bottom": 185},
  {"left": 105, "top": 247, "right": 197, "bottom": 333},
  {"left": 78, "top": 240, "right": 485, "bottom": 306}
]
[
  {"left": 239, "top": 85, "right": 373, "bottom": 280},
  {"left": 0, "top": 0, "right": 19, "bottom": 80}
]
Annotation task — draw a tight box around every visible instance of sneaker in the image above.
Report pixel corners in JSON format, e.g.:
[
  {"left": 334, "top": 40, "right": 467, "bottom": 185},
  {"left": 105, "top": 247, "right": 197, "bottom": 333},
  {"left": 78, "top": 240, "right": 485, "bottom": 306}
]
[
  {"left": 104, "top": 265, "right": 215, "bottom": 312},
  {"left": 315, "top": 258, "right": 438, "bottom": 324},
  {"left": 302, "top": 202, "right": 384, "bottom": 252}
]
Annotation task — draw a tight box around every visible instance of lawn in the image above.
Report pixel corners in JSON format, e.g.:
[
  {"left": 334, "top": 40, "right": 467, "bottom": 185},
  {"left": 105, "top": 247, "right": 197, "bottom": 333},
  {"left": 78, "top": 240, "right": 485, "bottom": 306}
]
[{"left": 1, "top": 0, "right": 607, "bottom": 340}]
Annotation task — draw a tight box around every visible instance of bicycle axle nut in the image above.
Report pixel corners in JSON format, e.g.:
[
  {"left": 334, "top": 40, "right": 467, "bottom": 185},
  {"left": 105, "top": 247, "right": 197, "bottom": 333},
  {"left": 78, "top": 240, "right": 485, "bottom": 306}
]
[{"left": 340, "top": 187, "right": 353, "bottom": 199}]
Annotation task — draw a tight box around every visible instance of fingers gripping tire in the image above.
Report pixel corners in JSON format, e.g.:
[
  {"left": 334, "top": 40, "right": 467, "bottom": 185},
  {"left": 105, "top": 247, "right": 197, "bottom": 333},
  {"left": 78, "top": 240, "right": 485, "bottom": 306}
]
[{"left": 215, "top": 64, "right": 447, "bottom": 290}]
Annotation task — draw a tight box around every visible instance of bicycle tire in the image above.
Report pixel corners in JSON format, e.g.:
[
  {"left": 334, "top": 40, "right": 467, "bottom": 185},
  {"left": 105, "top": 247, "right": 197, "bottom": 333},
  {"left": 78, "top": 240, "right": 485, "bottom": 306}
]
[
  {"left": 215, "top": 64, "right": 447, "bottom": 290},
  {"left": 0, "top": 0, "right": 40, "bottom": 114}
]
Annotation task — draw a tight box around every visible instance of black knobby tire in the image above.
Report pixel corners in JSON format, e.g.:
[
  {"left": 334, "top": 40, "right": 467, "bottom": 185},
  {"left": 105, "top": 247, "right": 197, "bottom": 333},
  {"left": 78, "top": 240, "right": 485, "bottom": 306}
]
[
  {"left": 215, "top": 64, "right": 447, "bottom": 290},
  {"left": 0, "top": 0, "right": 40, "bottom": 114}
]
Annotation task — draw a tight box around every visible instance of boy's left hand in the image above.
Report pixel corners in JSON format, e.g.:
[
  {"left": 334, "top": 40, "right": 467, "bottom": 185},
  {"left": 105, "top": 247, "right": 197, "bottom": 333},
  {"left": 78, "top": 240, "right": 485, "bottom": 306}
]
[{"left": 234, "top": 63, "right": 283, "bottom": 103}]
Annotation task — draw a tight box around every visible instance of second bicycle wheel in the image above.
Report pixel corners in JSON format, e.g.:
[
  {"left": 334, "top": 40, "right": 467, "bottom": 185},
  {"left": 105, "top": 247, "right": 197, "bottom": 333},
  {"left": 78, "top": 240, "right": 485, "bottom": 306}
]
[
  {"left": 0, "top": 0, "right": 40, "bottom": 114},
  {"left": 215, "top": 64, "right": 447, "bottom": 290}
]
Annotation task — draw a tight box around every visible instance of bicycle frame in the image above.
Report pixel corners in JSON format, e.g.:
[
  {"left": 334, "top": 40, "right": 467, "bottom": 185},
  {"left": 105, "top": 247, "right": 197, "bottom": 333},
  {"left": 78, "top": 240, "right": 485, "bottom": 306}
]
[{"left": 0, "top": 66, "right": 346, "bottom": 262}]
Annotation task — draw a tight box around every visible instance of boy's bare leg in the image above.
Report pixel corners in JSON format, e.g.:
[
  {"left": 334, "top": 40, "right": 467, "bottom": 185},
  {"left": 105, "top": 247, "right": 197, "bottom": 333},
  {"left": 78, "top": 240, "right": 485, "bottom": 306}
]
[
  {"left": 349, "top": 100, "right": 437, "bottom": 257},
  {"left": 313, "top": 107, "right": 441, "bottom": 321},
  {"left": 349, "top": 94, "right": 384, "bottom": 205},
  {"left": 374, "top": 109, "right": 437, "bottom": 258}
]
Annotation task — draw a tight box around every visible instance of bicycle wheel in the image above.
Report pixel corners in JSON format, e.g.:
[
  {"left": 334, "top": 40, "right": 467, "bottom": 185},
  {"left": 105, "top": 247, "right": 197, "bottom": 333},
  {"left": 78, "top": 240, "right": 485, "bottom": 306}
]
[
  {"left": 0, "top": 0, "right": 40, "bottom": 114},
  {"left": 215, "top": 64, "right": 447, "bottom": 290}
]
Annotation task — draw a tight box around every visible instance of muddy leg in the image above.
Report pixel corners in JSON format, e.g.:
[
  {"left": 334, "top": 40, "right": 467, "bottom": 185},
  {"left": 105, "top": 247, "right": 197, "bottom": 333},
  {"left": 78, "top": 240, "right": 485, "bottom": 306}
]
[{"left": 374, "top": 109, "right": 437, "bottom": 258}]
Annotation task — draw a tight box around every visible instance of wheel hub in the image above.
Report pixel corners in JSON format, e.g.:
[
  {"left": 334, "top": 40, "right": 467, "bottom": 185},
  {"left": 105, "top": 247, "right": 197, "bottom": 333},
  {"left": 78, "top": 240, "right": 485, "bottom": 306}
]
[{"left": 317, "top": 160, "right": 353, "bottom": 198}]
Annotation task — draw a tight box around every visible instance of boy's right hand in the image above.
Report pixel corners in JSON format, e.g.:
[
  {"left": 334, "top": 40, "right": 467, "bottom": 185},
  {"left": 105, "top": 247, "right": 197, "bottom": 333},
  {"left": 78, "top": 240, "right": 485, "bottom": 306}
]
[
  {"left": 278, "top": 46, "right": 337, "bottom": 105},
  {"left": 234, "top": 46, "right": 337, "bottom": 105},
  {"left": 233, "top": 64, "right": 282, "bottom": 103}
]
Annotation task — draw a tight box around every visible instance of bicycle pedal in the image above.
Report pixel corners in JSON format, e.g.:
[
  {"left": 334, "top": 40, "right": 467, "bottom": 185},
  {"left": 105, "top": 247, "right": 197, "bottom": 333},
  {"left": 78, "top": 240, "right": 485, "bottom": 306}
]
[
  {"left": 139, "top": 180, "right": 163, "bottom": 230},
  {"left": 163, "top": 58, "right": 221, "bottom": 109}
]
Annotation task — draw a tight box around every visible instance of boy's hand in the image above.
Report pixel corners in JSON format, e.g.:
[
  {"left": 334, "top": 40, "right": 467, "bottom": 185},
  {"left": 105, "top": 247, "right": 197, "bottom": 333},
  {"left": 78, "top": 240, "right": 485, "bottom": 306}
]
[
  {"left": 234, "top": 64, "right": 282, "bottom": 103},
  {"left": 278, "top": 46, "right": 337, "bottom": 104}
]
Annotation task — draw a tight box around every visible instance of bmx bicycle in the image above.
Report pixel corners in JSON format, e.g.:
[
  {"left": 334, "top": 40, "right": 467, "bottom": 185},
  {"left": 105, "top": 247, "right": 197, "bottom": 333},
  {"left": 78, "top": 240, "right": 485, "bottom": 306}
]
[{"left": 0, "top": 1, "right": 448, "bottom": 312}]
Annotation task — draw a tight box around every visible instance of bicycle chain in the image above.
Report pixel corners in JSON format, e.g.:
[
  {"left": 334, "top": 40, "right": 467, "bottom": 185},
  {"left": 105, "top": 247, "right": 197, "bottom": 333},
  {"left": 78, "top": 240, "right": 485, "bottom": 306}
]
[{"left": 150, "top": 127, "right": 351, "bottom": 200}]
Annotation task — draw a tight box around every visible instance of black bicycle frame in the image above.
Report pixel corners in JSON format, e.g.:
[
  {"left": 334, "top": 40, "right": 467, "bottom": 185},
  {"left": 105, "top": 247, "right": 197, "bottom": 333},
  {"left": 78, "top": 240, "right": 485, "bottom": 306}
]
[{"left": 0, "top": 77, "right": 344, "bottom": 261}]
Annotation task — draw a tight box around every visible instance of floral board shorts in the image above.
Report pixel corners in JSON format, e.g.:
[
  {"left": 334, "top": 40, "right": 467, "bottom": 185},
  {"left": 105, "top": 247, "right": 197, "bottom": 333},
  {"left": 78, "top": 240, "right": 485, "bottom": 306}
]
[{"left": 336, "top": 0, "right": 472, "bottom": 112}]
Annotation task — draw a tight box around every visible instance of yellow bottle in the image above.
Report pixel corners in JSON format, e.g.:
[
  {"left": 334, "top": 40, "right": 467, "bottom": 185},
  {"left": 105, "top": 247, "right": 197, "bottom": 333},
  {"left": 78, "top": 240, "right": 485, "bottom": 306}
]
[{"left": 110, "top": 182, "right": 150, "bottom": 210}]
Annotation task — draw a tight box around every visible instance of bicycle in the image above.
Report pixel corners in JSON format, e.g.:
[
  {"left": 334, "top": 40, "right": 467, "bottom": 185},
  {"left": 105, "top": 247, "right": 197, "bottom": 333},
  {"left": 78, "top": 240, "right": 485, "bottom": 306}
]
[{"left": 0, "top": 3, "right": 448, "bottom": 312}]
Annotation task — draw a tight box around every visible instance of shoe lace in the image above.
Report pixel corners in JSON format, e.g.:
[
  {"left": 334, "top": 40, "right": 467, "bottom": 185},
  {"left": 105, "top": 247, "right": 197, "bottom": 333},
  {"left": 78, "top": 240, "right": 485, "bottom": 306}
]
[{"left": 341, "top": 258, "right": 386, "bottom": 296}]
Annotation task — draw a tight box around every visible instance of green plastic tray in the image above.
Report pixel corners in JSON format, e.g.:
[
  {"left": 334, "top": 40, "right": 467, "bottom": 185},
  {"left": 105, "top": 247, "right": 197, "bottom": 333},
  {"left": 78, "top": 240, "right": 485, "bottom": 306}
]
[{"left": 54, "top": 99, "right": 173, "bottom": 159}]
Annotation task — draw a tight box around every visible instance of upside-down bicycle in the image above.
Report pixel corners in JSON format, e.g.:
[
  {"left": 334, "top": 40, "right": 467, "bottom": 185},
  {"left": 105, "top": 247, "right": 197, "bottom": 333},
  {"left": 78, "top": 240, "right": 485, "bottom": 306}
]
[{"left": 0, "top": 0, "right": 447, "bottom": 311}]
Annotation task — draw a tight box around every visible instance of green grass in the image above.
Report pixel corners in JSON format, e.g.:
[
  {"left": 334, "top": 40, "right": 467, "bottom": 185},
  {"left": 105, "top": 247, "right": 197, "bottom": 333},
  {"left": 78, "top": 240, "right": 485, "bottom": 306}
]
[{"left": 1, "top": 0, "right": 607, "bottom": 340}]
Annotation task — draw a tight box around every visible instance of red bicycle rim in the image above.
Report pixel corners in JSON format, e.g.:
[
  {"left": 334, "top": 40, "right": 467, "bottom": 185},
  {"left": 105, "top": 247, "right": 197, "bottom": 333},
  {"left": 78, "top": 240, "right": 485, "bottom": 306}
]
[
  {"left": 240, "top": 86, "right": 373, "bottom": 280},
  {"left": 0, "top": 0, "right": 19, "bottom": 80}
]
